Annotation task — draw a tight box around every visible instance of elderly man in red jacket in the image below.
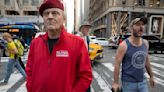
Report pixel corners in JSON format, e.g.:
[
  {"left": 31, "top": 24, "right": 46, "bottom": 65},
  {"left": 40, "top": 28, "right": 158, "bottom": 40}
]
[{"left": 25, "top": 0, "right": 92, "bottom": 92}]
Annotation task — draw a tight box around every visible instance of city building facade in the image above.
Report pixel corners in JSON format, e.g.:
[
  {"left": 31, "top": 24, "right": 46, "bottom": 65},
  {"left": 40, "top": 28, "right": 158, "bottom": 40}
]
[
  {"left": 0, "top": 0, "right": 44, "bottom": 25},
  {"left": 74, "top": 0, "right": 90, "bottom": 33},
  {"left": 89, "top": 0, "right": 164, "bottom": 39}
]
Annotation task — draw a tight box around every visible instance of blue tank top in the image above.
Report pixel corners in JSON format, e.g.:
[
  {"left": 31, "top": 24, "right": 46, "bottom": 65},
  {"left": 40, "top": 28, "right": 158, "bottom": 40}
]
[{"left": 121, "top": 39, "right": 147, "bottom": 82}]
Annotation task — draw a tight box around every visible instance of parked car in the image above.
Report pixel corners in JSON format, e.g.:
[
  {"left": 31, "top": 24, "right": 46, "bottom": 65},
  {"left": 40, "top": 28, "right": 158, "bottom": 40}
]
[
  {"left": 117, "top": 34, "right": 164, "bottom": 53},
  {"left": 89, "top": 36, "right": 99, "bottom": 44},
  {"left": 142, "top": 35, "right": 164, "bottom": 53},
  {"left": 108, "top": 36, "right": 119, "bottom": 49},
  {"left": 89, "top": 43, "right": 103, "bottom": 61},
  {"left": 96, "top": 37, "right": 109, "bottom": 46}
]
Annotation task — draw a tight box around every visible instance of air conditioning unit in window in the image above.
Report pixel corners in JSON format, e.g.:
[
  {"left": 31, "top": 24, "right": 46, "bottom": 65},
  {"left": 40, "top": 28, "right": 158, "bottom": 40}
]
[
  {"left": 156, "top": 1, "right": 160, "bottom": 7},
  {"left": 156, "top": 1, "right": 160, "bottom": 5},
  {"left": 122, "top": 0, "right": 126, "bottom": 5},
  {"left": 150, "top": 4, "right": 153, "bottom": 7},
  {"left": 134, "top": 2, "right": 138, "bottom": 6}
]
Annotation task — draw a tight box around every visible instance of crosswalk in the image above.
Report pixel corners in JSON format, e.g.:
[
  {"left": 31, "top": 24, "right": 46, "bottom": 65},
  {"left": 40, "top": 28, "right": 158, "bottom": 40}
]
[
  {"left": 0, "top": 72, "right": 26, "bottom": 92},
  {"left": 15, "top": 82, "right": 26, "bottom": 92},
  {"left": 0, "top": 53, "right": 28, "bottom": 92},
  {"left": 92, "top": 71, "right": 112, "bottom": 92},
  {"left": 103, "top": 62, "right": 164, "bottom": 86},
  {"left": 0, "top": 54, "right": 164, "bottom": 92},
  {"left": 100, "top": 55, "right": 164, "bottom": 92}
]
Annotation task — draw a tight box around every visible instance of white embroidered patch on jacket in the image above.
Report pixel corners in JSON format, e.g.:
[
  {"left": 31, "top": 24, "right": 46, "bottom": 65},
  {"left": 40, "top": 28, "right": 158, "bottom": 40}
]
[{"left": 56, "top": 50, "right": 69, "bottom": 57}]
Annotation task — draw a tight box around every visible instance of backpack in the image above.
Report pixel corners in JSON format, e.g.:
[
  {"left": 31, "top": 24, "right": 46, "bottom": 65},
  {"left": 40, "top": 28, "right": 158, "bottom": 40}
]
[
  {"left": 12, "top": 36, "right": 25, "bottom": 48},
  {"left": 14, "top": 39, "right": 25, "bottom": 56}
]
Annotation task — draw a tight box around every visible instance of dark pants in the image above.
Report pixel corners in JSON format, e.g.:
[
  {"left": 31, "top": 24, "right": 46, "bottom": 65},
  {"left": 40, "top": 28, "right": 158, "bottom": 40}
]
[
  {"left": 18, "top": 57, "right": 25, "bottom": 70},
  {"left": 86, "top": 86, "right": 91, "bottom": 92}
]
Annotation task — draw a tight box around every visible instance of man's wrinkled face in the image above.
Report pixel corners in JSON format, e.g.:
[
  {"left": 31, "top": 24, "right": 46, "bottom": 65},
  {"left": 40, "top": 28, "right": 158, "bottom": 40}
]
[
  {"left": 132, "top": 21, "right": 145, "bottom": 37},
  {"left": 43, "top": 8, "right": 65, "bottom": 31},
  {"left": 81, "top": 26, "right": 90, "bottom": 36}
]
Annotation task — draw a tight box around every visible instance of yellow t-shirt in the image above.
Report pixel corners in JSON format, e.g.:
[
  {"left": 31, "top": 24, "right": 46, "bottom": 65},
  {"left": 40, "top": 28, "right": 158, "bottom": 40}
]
[{"left": 7, "top": 41, "right": 17, "bottom": 59}]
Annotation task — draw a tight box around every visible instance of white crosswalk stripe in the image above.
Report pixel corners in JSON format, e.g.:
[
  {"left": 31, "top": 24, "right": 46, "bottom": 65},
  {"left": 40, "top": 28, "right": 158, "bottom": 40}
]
[
  {"left": 92, "top": 71, "right": 112, "bottom": 92},
  {"left": 91, "top": 85, "right": 95, "bottom": 92},
  {"left": 0, "top": 54, "right": 28, "bottom": 63},
  {"left": 102, "top": 60, "right": 164, "bottom": 87},
  {"left": 0, "top": 53, "right": 28, "bottom": 92},
  {"left": 0, "top": 72, "right": 23, "bottom": 92},
  {"left": 15, "top": 82, "right": 27, "bottom": 92}
]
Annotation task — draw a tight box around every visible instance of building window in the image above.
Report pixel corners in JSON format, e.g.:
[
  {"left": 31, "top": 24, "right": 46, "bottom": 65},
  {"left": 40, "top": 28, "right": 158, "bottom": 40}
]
[
  {"left": 6, "top": 11, "right": 19, "bottom": 15},
  {"left": 24, "top": 11, "right": 38, "bottom": 15},
  {"left": 5, "top": 0, "right": 10, "bottom": 5},
  {"left": 161, "top": 0, "right": 164, "bottom": 3},
  {"left": 31, "top": 0, "right": 39, "bottom": 6},
  {"left": 138, "top": 0, "right": 145, "bottom": 6},
  {"left": 23, "top": 0, "right": 28, "bottom": 5}
]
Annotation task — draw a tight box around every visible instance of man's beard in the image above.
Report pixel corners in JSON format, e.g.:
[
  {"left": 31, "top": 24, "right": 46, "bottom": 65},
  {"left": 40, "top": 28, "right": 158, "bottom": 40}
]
[{"left": 133, "top": 32, "right": 142, "bottom": 38}]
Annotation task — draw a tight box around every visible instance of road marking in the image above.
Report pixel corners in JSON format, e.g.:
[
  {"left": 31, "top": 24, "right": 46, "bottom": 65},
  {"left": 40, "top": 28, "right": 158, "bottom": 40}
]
[
  {"left": 93, "top": 71, "right": 112, "bottom": 92},
  {"left": 102, "top": 63, "right": 114, "bottom": 72},
  {"left": 151, "top": 62, "right": 164, "bottom": 69},
  {"left": 152, "top": 67, "right": 164, "bottom": 77},
  {"left": 91, "top": 85, "right": 95, "bottom": 92},
  {"left": 145, "top": 73, "right": 164, "bottom": 86},
  {"left": 0, "top": 52, "right": 28, "bottom": 62},
  {"left": 15, "top": 82, "right": 27, "bottom": 92},
  {"left": 0, "top": 57, "right": 28, "bottom": 63},
  {"left": 150, "top": 54, "right": 164, "bottom": 58},
  {"left": 0, "top": 72, "right": 22, "bottom": 92},
  {"left": 102, "top": 62, "right": 164, "bottom": 86}
]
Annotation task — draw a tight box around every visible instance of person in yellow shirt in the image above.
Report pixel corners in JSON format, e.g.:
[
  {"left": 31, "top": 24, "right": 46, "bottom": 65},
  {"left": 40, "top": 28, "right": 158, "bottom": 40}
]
[{"left": 0, "top": 32, "right": 26, "bottom": 85}]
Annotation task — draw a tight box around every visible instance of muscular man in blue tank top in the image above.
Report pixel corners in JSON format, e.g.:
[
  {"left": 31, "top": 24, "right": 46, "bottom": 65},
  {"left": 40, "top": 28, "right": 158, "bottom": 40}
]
[{"left": 112, "top": 17, "right": 155, "bottom": 92}]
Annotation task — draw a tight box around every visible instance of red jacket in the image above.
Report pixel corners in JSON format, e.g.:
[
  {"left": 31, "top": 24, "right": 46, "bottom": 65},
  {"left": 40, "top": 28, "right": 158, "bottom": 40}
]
[{"left": 26, "top": 27, "right": 92, "bottom": 92}]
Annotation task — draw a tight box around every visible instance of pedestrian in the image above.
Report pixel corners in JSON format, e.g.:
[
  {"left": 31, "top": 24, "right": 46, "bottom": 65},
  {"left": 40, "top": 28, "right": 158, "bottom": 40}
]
[
  {"left": 0, "top": 32, "right": 26, "bottom": 85},
  {"left": 25, "top": 0, "right": 92, "bottom": 92},
  {"left": 0, "top": 38, "right": 7, "bottom": 66},
  {"left": 77, "top": 21, "right": 92, "bottom": 92},
  {"left": 0, "top": 40, "right": 3, "bottom": 66},
  {"left": 76, "top": 21, "right": 92, "bottom": 50},
  {"left": 13, "top": 35, "right": 26, "bottom": 70},
  {"left": 0, "top": 48, "right": 1, "bottom": 66},
  {"left": 112, "top": 16, "right": 155, "bottom": 92}
]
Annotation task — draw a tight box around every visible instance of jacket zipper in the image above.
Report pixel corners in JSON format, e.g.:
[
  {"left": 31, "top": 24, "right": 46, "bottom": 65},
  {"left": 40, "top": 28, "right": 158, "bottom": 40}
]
[
  {"left": 40, "top": 35, "right": 61, "bottom": 65},
  {"left": 40, "top": 36, "right": 52, "bottom": 65}
]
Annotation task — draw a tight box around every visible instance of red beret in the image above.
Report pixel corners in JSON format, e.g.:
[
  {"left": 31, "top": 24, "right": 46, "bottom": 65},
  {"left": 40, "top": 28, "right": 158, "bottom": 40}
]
[{"left": 39, "top": 0, "right": 64, "bottom": 16}]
